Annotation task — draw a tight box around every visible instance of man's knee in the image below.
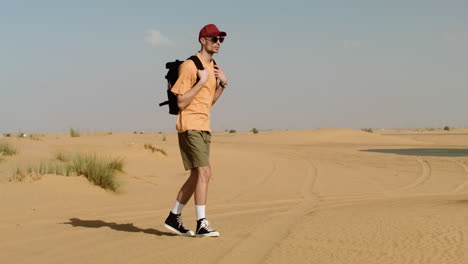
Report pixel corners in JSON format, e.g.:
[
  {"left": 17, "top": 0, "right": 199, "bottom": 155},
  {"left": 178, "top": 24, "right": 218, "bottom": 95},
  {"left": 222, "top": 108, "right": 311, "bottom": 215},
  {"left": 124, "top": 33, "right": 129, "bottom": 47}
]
[{"left": 196, "top": 166, "right": 211, "bottom": 183}]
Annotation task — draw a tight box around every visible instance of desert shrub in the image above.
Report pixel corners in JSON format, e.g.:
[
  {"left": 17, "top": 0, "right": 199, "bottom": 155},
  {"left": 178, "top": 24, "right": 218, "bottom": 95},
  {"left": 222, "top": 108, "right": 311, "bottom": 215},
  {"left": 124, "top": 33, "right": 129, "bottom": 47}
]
[
  {"left": 28, "top": 134, "right": 42, "bottom": 141},
  {"left": 443, "top": 126, "right": 450, "bottom": 131},
  {"left": 70, "top": 128, "right": 80, "bottom": 137},
  {"left": 229, "top": 129, "right": 236, "bottom": 134},
  {"left": 38, "top": 161, "right": 65, "bottom": 175},
  {"left": 251, "top": 128, "right": 259, "bottom": 134},
  {"left": 11, "top": 162, "right": 61, "bottom": 182},
  {"left": 362, "top": 128, "right": 373, "bottom": 133},
  {"left": 0, "top": 142, "right": 17, "bottom": 156},
  {"left": 107, "top": 157, "right": 125, "bottom": 172},
  {"left": 68, "top": 153, "right": 123, "bottom": 191},
  {"left": 55, "top": 152, "right": 70, "bottom": 162},
  {"left": 12, "top": 153, "right": 123, "bottom": 192},
  {"left": 161, "top": 135, "right": 167, "bottom": 141}
]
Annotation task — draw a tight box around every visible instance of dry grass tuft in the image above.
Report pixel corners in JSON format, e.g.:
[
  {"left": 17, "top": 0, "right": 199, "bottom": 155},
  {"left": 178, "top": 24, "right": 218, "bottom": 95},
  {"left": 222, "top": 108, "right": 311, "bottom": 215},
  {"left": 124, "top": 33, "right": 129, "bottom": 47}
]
[
  {"left": 68, "top": 153, "right": 123, "bottom": 191},
  {"left": 11, "top": 153, "right": 124, "bottom": 192},
  {"left": 0, "top": 141, "right": 17, "bottom": 156},
  {"left": 28, "top": 134, "right": 43, "bottom": 141},
  {"left": 70, "top": 128, "right": 80, "bottom": 137},
  {"left": 144, "top": 144, "right": 167, "bottom": 156},
  {"left": 55, "top": 152, "right": 71, "bottom": 162}
]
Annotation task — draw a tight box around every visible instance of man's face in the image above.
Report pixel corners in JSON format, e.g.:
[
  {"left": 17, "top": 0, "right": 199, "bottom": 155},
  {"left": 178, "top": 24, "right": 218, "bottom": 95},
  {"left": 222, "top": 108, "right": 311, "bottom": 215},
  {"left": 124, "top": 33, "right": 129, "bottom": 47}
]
[{"left": 202, "top": 36, "right": 224, "bottom": 53}]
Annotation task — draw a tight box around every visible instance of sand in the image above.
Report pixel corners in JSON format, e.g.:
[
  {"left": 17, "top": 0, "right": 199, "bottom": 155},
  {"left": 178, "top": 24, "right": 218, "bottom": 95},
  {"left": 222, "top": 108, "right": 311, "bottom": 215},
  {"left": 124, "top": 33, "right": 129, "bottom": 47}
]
[{"left": 0, "top": 128, "right": 467, "bottom": 264}]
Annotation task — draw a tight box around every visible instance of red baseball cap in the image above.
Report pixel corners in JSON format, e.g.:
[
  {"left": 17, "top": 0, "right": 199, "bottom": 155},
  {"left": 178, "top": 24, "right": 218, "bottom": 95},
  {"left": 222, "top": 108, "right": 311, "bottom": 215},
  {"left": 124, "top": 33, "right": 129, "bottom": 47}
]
[{"left": 199, "top": 24, "right": 227, "bottom": 40}]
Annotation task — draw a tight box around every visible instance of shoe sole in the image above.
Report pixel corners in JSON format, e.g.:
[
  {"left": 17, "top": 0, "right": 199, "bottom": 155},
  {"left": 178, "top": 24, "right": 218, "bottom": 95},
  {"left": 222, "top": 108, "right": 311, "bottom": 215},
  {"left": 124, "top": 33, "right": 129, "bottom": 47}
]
[
  {"left": 164, "top": 224, "right": 195, "bottom": 237},
  {"left": 196, "top": 231, "right": 220, "bottom": 237}
]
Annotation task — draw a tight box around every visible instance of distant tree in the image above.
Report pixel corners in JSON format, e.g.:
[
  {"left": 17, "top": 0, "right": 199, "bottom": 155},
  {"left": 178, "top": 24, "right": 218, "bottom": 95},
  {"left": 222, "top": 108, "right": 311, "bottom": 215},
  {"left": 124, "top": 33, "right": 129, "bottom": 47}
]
[
  {"left": 251, "top": 128, "right": 259, "bottom": 134},
  {"left": 443, "top": 126, "right": 450, "bottom": 131}
]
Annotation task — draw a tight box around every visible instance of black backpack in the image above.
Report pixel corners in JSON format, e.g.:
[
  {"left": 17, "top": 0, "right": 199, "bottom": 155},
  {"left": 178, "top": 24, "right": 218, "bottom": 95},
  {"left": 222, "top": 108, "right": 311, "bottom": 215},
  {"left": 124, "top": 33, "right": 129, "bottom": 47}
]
[{"left": 159, "top": 56, "right": 207, "bottom": 115}]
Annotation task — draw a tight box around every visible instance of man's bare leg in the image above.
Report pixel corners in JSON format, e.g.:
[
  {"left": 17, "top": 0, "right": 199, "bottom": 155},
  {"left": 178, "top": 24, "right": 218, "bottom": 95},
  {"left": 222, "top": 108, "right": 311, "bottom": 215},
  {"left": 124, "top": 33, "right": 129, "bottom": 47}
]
[
  {"left": 194, "top": 165, "right": 211, "bottom": 206},
  {"left": 164, "top": 169, "right": 198, "bottom": 236},
  {"left": 193, "top": 165, "right": 219, "bottom": 237},
  {"left": 176, "top": 169, "right": 198, "bottom": 204}
]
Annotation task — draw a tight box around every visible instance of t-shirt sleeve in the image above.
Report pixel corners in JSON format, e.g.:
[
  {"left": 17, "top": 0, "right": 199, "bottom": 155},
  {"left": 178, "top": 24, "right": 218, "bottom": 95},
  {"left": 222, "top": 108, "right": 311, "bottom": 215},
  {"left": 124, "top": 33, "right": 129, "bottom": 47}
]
[{"left": 171, "top": 60, "right": 197, "bottom": 95}]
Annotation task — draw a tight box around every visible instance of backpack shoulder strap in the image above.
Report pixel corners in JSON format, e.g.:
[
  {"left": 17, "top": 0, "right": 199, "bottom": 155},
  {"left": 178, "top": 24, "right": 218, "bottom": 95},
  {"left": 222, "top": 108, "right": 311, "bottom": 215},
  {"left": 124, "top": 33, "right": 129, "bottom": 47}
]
[
  {"left": 188, "top": 56, "right": 204, "bottom": 70},
  {"left": 187, "top": 56, "right": 218, "bottom": 84}
]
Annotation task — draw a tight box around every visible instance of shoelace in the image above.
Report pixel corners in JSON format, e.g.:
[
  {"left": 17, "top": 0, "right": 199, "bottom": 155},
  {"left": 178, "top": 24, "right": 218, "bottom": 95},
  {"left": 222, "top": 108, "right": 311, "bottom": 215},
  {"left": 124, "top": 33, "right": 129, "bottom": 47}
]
[{"left": 200, "top": 219, "right": 215, "bottom": 232}]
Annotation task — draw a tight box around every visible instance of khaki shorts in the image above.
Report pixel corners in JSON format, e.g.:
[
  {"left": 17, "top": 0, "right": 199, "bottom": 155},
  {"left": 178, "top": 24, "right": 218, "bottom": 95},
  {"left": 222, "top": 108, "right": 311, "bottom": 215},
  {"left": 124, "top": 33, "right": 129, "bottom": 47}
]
[{"left": 178, "top": 130, "right": 211, "bottom": 170}]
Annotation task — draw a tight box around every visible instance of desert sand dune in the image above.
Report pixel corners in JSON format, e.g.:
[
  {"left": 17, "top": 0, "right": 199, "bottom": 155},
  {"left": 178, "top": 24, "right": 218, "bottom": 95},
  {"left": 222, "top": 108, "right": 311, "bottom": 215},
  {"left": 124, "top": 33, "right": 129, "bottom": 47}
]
[{"left": 0, "top": 129, "right": 467, "bottom": 264}]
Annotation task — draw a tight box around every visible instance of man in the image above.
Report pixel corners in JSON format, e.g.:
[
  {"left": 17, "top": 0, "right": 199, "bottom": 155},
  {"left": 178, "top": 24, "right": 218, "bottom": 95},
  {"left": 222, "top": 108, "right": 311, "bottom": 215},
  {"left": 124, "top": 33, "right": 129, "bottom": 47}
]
[{"left": 164, "top": 24, "right": 228, "bottom": 237}]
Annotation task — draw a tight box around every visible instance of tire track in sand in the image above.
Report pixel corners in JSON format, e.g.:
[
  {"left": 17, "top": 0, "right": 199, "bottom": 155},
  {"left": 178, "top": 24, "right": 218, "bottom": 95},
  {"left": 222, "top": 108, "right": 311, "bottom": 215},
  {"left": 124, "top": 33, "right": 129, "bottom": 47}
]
[
  {"left": 215, "top": 158, "right": 319, "bottom": 264},
  {"left": 452, "top": 160, "right": 468, "bottom": 193},
  {"left": 226, "top": 161, "right": 280, "bottom": 202},
  {"left": 396, "top": 157, "right": 432, "bottom": 192}
]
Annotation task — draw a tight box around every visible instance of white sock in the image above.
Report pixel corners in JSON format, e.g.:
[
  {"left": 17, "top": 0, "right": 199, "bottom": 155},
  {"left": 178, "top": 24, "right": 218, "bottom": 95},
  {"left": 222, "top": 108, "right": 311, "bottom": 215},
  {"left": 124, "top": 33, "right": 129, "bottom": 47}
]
[
  {"left": 195, "top": 205, "right": 206, "bottom": 220},
  {"left": 171, "top": 201, "right": 185, "bottom": 215}
]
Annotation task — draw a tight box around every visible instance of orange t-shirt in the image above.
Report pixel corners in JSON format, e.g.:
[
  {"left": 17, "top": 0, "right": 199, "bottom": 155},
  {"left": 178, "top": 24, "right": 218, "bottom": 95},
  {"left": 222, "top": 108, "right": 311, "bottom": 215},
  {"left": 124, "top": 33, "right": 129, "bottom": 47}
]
[{"left": 171, "top": 53, "right": 217, "bottom": 133}]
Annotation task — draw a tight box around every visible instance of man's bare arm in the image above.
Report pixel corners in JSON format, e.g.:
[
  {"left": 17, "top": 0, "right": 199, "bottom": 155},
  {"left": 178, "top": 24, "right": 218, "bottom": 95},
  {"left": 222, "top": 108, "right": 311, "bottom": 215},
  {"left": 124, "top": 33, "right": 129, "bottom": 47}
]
[
  {"left": 177, "top": 69, "right": 208, "bottom": 110},
  {"left": 212, "top": 64, "right": 228, "bottom": 106},
  {"left": 212, "top": 83, "right": 225, "bottom": 106}
]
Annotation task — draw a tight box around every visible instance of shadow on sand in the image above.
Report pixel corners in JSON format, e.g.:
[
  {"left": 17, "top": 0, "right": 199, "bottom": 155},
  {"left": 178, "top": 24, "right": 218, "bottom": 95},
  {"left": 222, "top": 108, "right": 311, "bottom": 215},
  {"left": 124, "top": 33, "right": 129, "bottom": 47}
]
[
  {"left": 448, "top": 200, "right": 468, "bottom": 205},
  {"left": 360, "top": 148, "right": 468, "bottom": 157},
  {"left": 63, "top": 218, "right": 176, "bottom": 236}
]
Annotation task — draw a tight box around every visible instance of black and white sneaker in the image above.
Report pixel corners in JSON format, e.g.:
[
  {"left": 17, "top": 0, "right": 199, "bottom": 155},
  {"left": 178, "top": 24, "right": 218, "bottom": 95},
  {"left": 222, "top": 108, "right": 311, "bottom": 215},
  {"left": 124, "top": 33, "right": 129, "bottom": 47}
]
[
  {"left": 196, "top": 218, "right": 220, "bottom": 237},
  {"left": 164, "top": 212, "right": 194, "bottom": 237}
]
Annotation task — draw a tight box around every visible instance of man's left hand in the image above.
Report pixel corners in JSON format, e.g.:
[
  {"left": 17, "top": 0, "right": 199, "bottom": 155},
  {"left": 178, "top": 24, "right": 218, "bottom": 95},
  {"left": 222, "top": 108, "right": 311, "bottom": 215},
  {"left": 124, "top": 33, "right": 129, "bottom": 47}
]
[{"left": 214, "top": 65, "right": 228, "bottom": 86}]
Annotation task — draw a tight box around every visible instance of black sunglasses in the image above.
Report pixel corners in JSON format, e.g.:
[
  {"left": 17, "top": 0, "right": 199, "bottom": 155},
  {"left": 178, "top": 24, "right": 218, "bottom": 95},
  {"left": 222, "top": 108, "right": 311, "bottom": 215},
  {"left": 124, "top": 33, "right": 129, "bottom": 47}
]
[{"left": 205, "top": 36, "right": 225, "bottom": 43}]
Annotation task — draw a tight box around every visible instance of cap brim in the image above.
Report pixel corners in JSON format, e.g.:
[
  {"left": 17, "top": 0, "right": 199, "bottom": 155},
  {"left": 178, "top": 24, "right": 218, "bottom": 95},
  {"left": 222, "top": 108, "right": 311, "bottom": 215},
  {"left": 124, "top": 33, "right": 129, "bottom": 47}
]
[{"left": 219, "top": 31, "right": 227, "bottom": 37}]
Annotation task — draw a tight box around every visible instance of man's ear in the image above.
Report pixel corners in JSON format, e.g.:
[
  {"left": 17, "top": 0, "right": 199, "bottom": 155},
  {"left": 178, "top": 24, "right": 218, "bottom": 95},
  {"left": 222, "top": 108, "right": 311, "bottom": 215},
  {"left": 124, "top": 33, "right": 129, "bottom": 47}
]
[{"left": 200, "top": 37, "right": 206, "bottom": 45}]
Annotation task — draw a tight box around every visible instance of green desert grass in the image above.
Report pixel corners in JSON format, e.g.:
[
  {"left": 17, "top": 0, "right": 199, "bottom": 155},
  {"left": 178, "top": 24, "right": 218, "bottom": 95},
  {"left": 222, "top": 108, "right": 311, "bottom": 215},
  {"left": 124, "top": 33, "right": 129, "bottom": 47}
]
[
  {"left": 28, "top": 134, "right": 43, "bottom": 141},
  {"left": 11, "top": 161, "right": 66, "bottom": 182},
  {"left": 0, "top": 141, "right": 17, "bottom": 156},
  {"left": 11, "top": 167, "right": 42, "bottom": 182},
  {"left": 55, "top": 151, "right": 71, "bottom": 162},
  {"left": 70, "top": 128, "right": 80, "bottom": 137},
  {"left": 144, "top": 143, "right": 167, "bottom": 156},
  {"left": 69, "top": 153, "right": 123, "bottom": 191},
  {"left": 11, "top": 153, "right": 124, "bottom": 192}
]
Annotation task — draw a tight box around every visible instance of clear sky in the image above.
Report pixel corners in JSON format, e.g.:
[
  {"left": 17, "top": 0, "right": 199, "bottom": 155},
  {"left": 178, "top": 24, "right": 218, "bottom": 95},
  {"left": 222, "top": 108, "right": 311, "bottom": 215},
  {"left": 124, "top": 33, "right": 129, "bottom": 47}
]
[{"left": 1, "top": 0, "right": 467, "bottom": 133}]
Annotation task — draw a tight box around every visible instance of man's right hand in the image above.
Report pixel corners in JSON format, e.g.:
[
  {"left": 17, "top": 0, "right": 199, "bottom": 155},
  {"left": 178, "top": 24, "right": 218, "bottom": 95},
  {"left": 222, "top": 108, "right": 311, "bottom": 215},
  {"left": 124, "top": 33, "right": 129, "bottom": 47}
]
[
  {"left": 177, "top": 69, "right": 209, "bottom": 110},
  {"left": 197, "top": 69, "right": 209, "bottom": 85}
]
